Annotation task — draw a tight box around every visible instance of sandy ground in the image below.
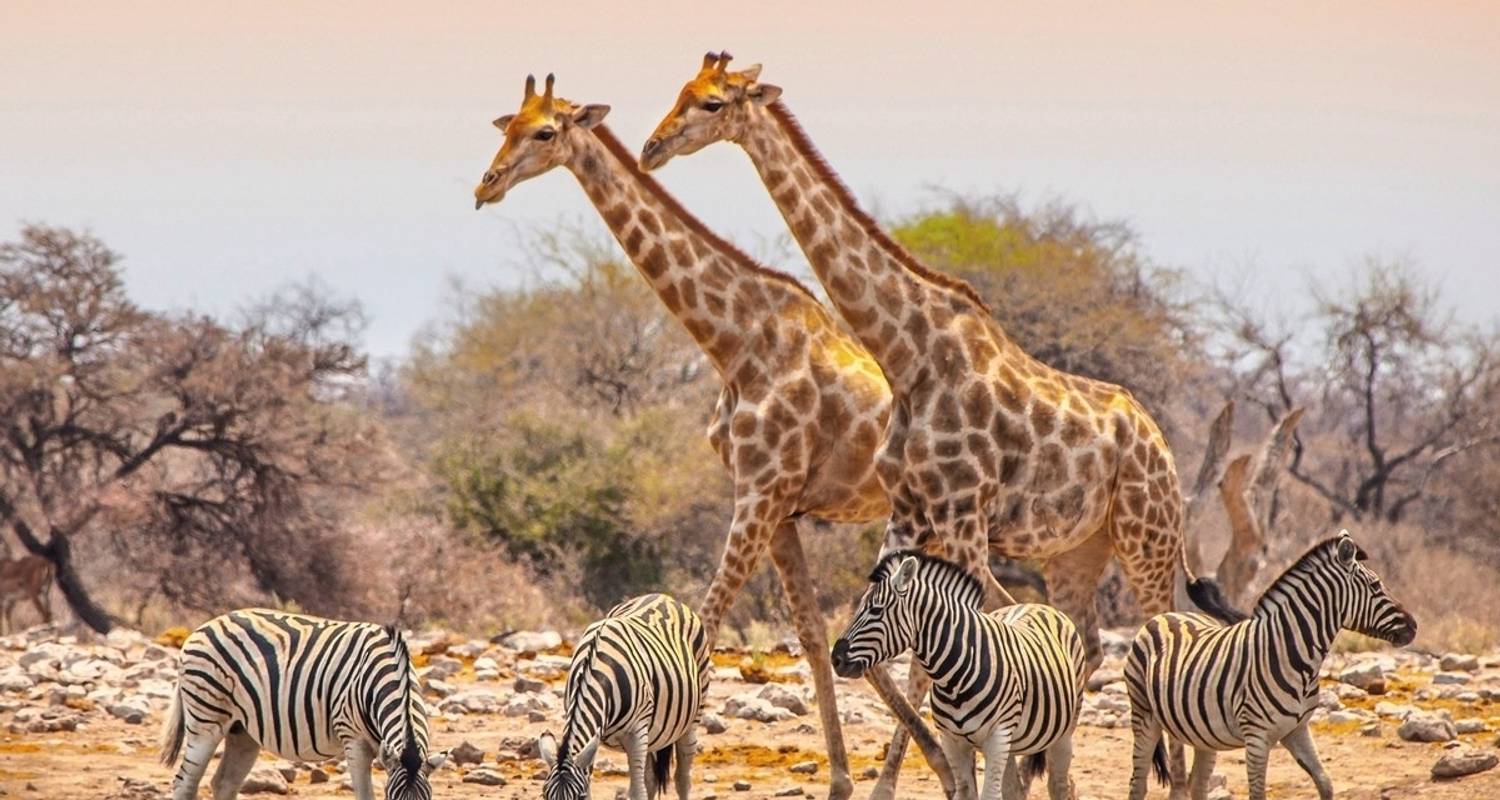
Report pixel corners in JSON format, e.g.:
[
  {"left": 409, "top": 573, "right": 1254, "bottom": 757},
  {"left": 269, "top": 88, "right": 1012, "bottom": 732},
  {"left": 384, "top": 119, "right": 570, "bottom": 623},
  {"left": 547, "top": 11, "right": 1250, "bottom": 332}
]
[{"left": 3, "top": 640, "right": 1498, "bottom": 800}]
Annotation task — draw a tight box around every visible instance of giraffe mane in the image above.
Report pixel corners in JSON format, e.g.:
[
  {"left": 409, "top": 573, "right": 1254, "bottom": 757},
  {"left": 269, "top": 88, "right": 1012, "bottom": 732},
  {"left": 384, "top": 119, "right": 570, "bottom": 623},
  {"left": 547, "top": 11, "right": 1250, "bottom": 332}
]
[
  {"left": 588, "top": 124, "right": 822, "bottom": 304},
  {"left": 763, "top": 101, "right": 993, "bottom": 314}
]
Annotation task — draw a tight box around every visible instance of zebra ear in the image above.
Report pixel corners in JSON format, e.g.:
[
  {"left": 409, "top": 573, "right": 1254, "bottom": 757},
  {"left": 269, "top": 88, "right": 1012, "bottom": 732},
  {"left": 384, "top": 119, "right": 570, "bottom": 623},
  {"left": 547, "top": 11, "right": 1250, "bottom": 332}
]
[
  {"left": 891, "top": 556, "right": 920, "bottom": 594},
  {"left": 537, "top": 731, "right": 559, "bottom": 767},
  {"left": 575, "top": 734, "right": 602, "bottom": 768},
  {"left": 421, "top": 750, "right": 449, "bottom": 775},
  {"left": 1335, "top": 531, "right": 1359, "bottom": 565}
]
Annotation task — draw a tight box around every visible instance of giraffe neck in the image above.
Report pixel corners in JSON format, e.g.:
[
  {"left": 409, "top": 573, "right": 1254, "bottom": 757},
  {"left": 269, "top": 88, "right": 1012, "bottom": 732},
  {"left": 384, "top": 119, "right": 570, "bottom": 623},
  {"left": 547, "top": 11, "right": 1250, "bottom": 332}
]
[
  {"left": 566, "top": 124, "right": 797, "bottom": 376},
  {"left": 736, "top": 101, "right": 994, "bottom": 390}
]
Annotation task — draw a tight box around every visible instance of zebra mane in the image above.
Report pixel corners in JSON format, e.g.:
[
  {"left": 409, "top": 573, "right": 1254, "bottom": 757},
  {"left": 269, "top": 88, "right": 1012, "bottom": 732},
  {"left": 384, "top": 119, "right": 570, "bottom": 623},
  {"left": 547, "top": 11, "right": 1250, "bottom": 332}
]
[
  {"left": 558, "top": 630, "right": 605, "bottom": 763},
  {"left": 1253, "top": 535, "right": 1368, "bottom": 613},
  {"left": 870, "top": 550, "right": 984, "bottom": 606},
  {"left": 385, "top": 624, "right": 423, "bottom": 771}
]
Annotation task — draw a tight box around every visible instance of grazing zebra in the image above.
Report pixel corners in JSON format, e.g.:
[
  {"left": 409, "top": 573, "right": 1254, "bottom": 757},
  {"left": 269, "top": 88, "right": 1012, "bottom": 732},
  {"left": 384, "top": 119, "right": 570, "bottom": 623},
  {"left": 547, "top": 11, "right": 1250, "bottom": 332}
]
[
  {"left": 831, "top": 552, "right": 1087, "bottom": 800},
  {"left": 161, "top": 609, "right": 446, "bottom": 800},
  {"left": 1125, "top": 531, "right": 1417, "bottom": 800},
  {"left": 538, "top": 593, "right": 710, "bottom": 800}
]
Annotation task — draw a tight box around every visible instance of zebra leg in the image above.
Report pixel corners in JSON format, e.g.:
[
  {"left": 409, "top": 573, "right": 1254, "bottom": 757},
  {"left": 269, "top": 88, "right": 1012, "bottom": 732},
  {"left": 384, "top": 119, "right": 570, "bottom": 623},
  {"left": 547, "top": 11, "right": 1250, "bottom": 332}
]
[
  {"left": 1281, "top": 723, "right": 1333, "bottom": 800},
  {"left": 769, "top": 520, "right": 852, "bottom": 800},
  {"left": 623, "top": 725, "right": 651, "bottom": 800},
  {"left": 1126, "top": 715, "right": 1163, "bottom": 800},
  {"left": 1188, "top": 747, "right": 1217, "bottom": 800},
  {"left": 672, "top": 728, "right": 697, "bottom": 800},
  {"left": 869, "top": 663, "right": 934, "bottom": 800},
  {"left": 346, "top": 739, "right": 376, "bottom": 800},
  {"left": 1243, "top": 732, "right": 1272, "bottom": 800},
  {"left": 864, "top": 665, "right": 956, "bottom": 800},
  {"left": 170, "top": 724, "right": 226, "bottom": 800},
  {"left": 1044, "top": 734, "right": 1077, "bottom": 800},
  {"left": 974, "top": 726, "right": 1012, "bottom": 800},
  {"left": 209, "top": 727, "right": 260, "bottom": 800},
  {"left": 939, "top": 729, "right": 979, "bottom": 800}
]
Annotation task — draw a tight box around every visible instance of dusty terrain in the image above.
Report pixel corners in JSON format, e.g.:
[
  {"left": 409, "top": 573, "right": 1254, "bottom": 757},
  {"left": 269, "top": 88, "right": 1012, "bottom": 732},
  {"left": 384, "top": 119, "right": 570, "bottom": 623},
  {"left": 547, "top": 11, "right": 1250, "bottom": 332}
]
[{"left": 1, "top": 624, "right": 1498, "bottom": 800}]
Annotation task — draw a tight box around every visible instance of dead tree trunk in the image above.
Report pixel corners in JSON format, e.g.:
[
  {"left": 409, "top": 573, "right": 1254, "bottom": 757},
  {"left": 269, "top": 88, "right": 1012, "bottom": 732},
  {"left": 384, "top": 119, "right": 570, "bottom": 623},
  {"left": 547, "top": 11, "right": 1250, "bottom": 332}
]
[
  {"left": 1216, "top": 408, "right": 1304, "bottom": 605},
  {"left": 1183, "top": 401, "right": 1236, "bottom": 575}
]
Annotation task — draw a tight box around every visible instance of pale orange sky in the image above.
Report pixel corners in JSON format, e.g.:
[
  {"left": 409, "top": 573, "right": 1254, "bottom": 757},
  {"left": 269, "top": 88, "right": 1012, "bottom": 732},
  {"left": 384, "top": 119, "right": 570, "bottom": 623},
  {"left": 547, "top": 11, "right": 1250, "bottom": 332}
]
[{"left": 2, "top": 1, "right": 1497, "bottom": 355}]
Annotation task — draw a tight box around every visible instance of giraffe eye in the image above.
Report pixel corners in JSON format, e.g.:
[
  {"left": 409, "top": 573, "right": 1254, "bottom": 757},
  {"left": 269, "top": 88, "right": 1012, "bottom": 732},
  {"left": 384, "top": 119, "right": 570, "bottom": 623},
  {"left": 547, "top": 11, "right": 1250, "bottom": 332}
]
[
  {"left": 701, "top": 100, "right": 725, "bottom": 113},
  {"left": 533, "top": 128, "right": 556, "bottom": 141}
]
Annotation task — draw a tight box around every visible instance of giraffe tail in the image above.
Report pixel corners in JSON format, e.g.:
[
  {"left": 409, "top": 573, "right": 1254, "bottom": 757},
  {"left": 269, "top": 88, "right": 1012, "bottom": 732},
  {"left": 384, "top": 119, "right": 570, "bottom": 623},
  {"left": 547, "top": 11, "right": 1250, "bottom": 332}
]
[{"left": 1178, "top": 545, "right": 1248, "bottom": 624}]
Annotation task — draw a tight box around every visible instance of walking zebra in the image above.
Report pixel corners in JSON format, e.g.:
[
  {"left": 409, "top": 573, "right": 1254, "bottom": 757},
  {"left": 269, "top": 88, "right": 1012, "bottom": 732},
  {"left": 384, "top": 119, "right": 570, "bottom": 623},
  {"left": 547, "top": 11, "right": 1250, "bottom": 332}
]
[
  {"left": 161, "top": 609, "right": 446, "bottom": 800},
  {"left": 538, "top": 593, "right": 710, "bottom": 800},
  {"left": 1125, "top": 531, "right": 1417, "bottom": 800},
  {"left": 831, "top": 552, "right": 1087, "bottom": 800}
]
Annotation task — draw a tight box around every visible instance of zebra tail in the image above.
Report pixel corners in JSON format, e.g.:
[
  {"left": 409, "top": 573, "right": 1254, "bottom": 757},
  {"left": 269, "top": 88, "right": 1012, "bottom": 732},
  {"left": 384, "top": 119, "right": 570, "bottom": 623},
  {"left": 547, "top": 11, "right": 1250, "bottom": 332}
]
[
  {"left": 648, "top": 746, "right": 673, "bottom": 798},
  {"left": 1186, "top": 577, "right": 1249, "bottom": 624},
  {"left": 160, "top": 689, "right": 185, "bottom": 766},
  {"left": 1021, "top": 752, "right": 1046, "bottom": 782},
  {"left": 1150, "top": 739, "right": 1170, "bottom": 786}
]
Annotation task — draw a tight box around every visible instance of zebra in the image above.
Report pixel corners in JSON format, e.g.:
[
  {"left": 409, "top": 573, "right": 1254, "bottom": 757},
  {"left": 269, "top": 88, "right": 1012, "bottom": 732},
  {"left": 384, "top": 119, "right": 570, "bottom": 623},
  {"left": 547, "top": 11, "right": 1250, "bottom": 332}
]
[
  {"left": 1125, "top": 531, "right": 1417, "bottom": 800},
  {"left": 161, "top": 608, "right": 447, "bottom": 800},
  {"left": 831, "top": 551, "right": 1087, "bottom": 800},
  {"left": 538, "top": 593, "right": 710, "bottom": 800}
]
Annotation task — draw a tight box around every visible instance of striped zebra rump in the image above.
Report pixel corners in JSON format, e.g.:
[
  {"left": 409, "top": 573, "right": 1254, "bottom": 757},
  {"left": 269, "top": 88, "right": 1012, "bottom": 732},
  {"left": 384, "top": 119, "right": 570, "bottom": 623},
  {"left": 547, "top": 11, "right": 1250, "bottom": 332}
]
[
  {"left": 170, "top": 609, "right": 427, "bottom": 763},
  {"left": 1128, "top": 612, "right": 1252, "bottom": 751}
]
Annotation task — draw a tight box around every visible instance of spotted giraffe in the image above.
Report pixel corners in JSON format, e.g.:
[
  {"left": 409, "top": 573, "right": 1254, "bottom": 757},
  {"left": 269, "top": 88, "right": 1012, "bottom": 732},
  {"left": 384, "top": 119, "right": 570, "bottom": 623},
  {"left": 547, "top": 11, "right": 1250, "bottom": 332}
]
[
  {"left": 642, "top": 54, "right": 1234, "bottom": 799},
  {"left": 474, "top": 73, "right": 946, "bottom": 800}
]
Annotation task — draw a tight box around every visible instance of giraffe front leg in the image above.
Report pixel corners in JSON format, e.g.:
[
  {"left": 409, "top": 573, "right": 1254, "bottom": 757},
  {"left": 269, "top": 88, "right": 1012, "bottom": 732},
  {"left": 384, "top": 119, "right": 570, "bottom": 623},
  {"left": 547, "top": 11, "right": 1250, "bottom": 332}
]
[
  {"left": 697, "top": 490, "right": 788, "bottom": 642},
  {"left": 769, "top": 520, "right": 852, "bottom": 800},
  {"left": 869, "top": 662, "right": 934, "bottom": 800},
  {"left": 1281, "top": 722, "right": 1333, "bottom": 800},
  {"left": 863, "top": 664, "right": 955, "bottom": 800}
]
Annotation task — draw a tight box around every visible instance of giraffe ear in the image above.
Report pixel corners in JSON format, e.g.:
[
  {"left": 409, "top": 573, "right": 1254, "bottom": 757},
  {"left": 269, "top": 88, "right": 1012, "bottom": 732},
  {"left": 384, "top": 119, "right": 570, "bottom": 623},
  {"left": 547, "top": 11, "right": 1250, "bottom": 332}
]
[
  {"left": 572, "top": 104, "right": 611, "bottom": 129},
  {"left": 890, "top": 556, "right": 920, "bottom": 594},
  {"left": 747, "top": 82, "right": 782, "bottom": 107},
  {"left": 736, "top": 64, "right": 763, "bottom": 82},
  {"left": 492, "top": 114, "right": 515, "bottom": 130}
]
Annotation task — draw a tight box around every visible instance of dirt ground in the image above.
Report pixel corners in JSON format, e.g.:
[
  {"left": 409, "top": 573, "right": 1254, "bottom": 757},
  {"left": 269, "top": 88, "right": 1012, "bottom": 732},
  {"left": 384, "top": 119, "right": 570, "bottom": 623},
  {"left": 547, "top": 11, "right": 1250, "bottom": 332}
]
[{"left": 3, "top": 641, "right": 1498, "bottom": 800}]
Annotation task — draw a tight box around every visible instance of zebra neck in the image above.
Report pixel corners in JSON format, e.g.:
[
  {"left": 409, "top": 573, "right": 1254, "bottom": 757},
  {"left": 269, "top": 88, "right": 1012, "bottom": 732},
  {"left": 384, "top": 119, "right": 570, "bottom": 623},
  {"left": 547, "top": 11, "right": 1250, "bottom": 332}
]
[
  {"left": 558, "top": 706, "right": 605, "bottom": 765},
  {"left": 1252, "top": 581, "right": 1342, "bottom": 680},
  {"left": 907, "top": 587, "right": 989, "bottom": 683}
]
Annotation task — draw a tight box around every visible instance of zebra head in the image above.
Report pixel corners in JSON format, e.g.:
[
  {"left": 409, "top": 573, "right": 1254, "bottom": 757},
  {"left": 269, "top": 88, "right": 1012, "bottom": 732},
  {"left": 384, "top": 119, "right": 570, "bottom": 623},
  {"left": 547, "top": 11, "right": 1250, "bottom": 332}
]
[
  {"left": 379, "top": 742, "right": 447, "bottom": 800},
  {"left": 830, "top": 553, "right": 926, "bottom": 679},
  {"left": 1332, "top": 531, "right": 1417, "bottom": 646},
  {"left": 538, "top": 730, "right": 601, "bottom": 800}
]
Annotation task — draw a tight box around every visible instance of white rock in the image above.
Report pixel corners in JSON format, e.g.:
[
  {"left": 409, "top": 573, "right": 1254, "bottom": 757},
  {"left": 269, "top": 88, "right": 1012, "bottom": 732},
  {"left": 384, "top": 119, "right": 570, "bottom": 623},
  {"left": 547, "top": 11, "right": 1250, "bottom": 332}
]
[
  {"left": 503, "top": 692, "right": 554, "bottom": 717},
  {"left": 498, "top": 631, "right": 562, "bottom": 652},
  {"left": 1439, "top": 653, "right": 1480, "bottom": 672},
  {"left": 723, "top": 693, "right": 793, "bottom": 723},
  {"left": 1455, "top": 719, "right": 1488, "bottom": 734},
  {"left": 1398, "top": 712, "right": 1457, "bottom": 743},
  {"left": 241, "top": 766, "right": 290, "bottom": 794},
  {"left": 757, "top": 683, "right": 810, "bottom": 716},
  {"left": 1432, "top": 748, "right": 1498, "bottom": 779},
  {"left": 1433, "top": 672, "right": 1471, "bottom": 685}
]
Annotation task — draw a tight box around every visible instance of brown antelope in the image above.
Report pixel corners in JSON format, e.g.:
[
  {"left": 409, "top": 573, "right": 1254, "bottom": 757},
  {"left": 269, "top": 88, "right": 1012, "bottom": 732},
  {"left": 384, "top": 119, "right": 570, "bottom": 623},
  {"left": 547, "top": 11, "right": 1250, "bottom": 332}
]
[{"left": 0, "top": 554, "right": 54, "bottom": 633}]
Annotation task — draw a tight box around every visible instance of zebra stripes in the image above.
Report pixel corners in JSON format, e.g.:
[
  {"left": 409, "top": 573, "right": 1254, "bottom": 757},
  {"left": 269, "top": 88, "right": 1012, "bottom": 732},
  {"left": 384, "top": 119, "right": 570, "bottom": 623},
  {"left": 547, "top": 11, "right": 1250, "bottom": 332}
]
[
  {"left": 1125, "top": 531, "right": 1417, "bottom": 800},
  {"left": 161, "top": 608, "right": 444, "bottom": 800},
  {"left": 539, "top": 593, "right": 711, "bottom": 800},
  {"left": 831, "top": 552, "right": 1087, "bottom": 800}
]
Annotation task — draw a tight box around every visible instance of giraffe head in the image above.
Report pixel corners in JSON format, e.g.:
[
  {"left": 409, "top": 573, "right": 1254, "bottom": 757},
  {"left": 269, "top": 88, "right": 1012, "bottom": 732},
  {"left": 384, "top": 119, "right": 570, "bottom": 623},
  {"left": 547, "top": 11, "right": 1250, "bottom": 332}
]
[
  {"left": 639, "top": 51, "right": 781, "bottom": 171},
  {"left": 473, "top": 74, "right": 611, "bottom": 210}
]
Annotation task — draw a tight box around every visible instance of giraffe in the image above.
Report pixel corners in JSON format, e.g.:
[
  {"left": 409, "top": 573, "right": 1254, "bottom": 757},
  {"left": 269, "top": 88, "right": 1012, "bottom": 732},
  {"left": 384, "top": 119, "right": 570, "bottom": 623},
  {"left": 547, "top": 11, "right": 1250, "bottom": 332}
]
[
  {"left": 476, "top": 72, "right": 906, "bottom": 800},
  {"left": 642, "top": 54, "right": 1230, "bottom": 798}
]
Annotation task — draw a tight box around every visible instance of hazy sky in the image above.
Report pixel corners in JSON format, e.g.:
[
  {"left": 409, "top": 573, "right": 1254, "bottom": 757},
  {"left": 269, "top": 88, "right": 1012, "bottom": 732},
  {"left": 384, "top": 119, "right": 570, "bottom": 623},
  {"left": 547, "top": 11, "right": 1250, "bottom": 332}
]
[{"left": 3, "top": 2, "right": 1497, "bottom": 357}]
